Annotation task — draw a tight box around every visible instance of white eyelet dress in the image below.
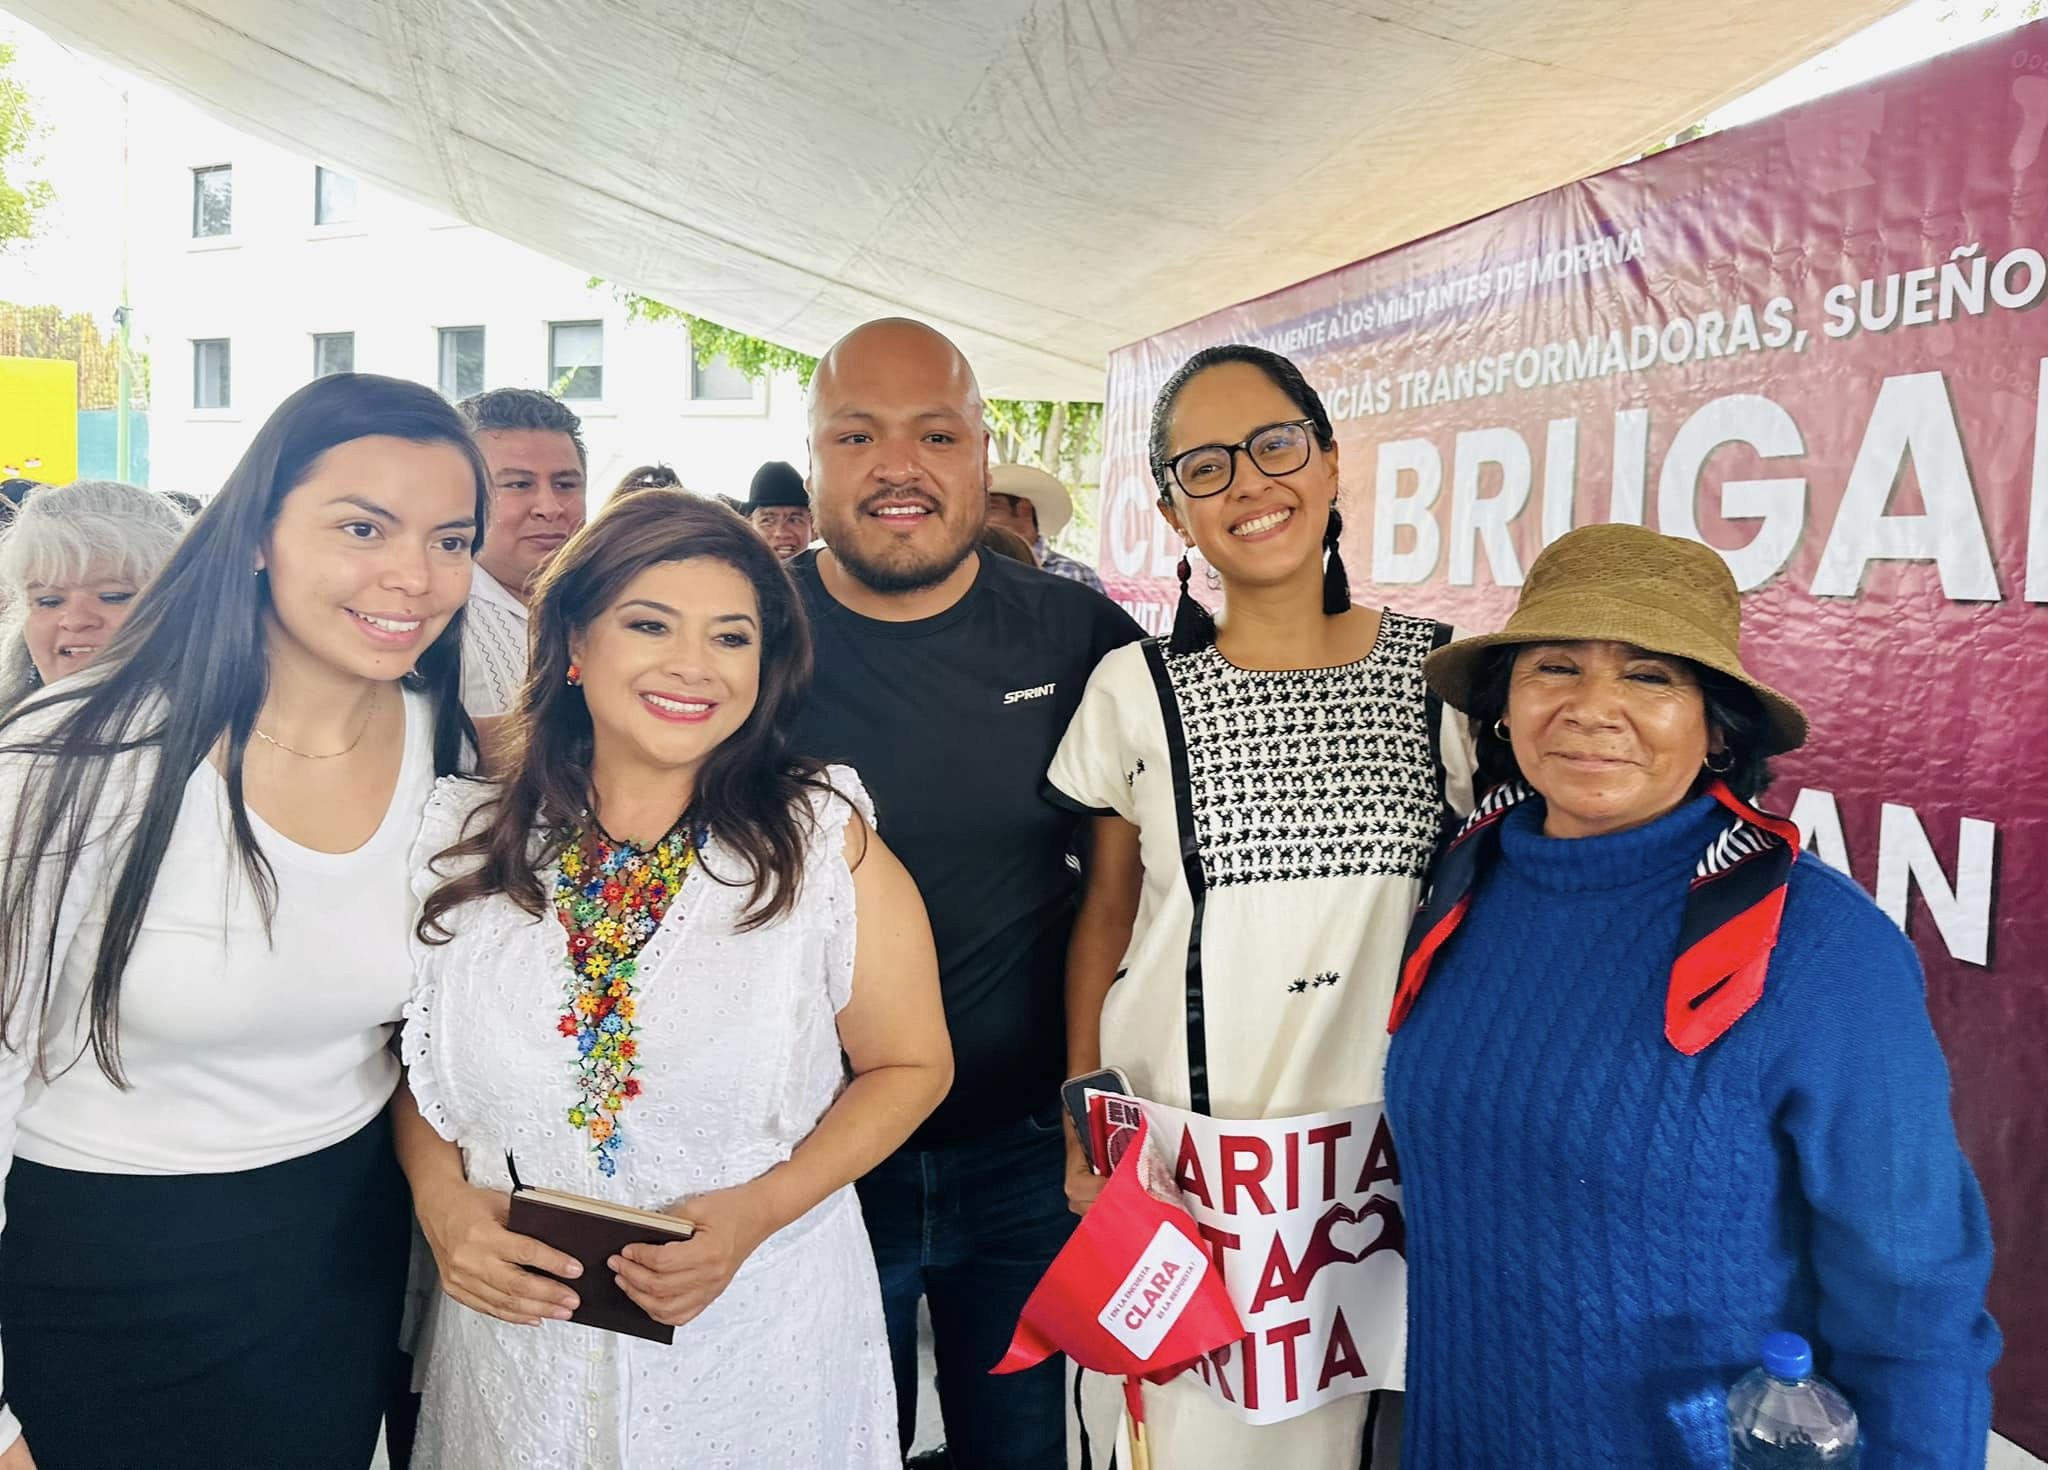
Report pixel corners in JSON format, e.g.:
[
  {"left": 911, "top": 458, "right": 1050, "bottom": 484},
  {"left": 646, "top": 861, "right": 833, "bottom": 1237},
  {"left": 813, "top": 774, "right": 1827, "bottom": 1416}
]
[{"left": 400, "top": 767, "right": 897, "bottom": 1469}]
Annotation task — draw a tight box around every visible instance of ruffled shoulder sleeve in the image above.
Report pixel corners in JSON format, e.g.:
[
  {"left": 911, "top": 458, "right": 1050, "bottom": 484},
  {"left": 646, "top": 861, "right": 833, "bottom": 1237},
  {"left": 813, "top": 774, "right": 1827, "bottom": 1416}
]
[
  {"left": 807, "top": 765, "right": 875, "bottom": 1014},
  {"left": 401, "top": 774, "right": 502, "bottom": 1139},
  {"left": 810, "top": 763, "right": 877, "bottom": 841},
  {"left": 408, "top": 774, "right": 501, "bottom": 906}
]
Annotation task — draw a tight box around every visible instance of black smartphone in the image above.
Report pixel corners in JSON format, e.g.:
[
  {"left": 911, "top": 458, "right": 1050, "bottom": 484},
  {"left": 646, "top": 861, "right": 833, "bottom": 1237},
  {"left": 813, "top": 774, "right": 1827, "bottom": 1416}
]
[{"left": 1060, "top": 1066, "right": 1131, "bottom": 1171}]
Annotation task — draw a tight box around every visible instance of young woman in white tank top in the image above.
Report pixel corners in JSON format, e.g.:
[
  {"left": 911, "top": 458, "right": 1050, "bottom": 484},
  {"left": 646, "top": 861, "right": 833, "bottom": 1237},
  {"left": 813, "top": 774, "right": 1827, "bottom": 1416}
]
[{"left": 0, "top": 374, "right": 488, "bottom": 1470}]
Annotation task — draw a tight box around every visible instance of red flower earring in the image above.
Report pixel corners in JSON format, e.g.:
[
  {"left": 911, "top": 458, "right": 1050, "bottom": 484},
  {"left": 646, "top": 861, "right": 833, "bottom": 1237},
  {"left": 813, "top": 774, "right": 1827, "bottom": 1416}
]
[{"left": 566, "top": 664, "right": 582, "bottom": 687}]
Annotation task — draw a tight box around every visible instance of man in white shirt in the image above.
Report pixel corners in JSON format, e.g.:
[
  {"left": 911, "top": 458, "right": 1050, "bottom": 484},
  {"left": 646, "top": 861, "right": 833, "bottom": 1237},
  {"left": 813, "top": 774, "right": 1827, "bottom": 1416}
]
[{"left": 454, "top": 389, "right": 589, "bottom": 716}]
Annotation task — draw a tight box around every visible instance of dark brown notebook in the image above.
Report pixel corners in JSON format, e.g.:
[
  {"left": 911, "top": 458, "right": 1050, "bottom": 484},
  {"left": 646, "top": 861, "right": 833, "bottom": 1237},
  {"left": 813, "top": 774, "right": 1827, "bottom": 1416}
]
[{"left": 507, "top": 1162, "right": 697, "bottom": 1345}]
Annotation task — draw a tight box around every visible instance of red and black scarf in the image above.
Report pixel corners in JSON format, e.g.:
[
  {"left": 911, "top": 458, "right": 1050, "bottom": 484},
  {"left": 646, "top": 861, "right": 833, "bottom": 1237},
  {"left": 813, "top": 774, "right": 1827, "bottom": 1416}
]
[{"left": 1388, "top": 780, "right": 1803, "bottom": 1055}]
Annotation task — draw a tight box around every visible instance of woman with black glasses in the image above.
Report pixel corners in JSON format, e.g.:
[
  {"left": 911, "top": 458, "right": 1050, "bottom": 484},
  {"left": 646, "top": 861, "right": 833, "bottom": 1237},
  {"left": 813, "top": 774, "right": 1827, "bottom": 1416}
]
[{"left": 1048, "top": 345, "right": 1474, "bottom": 1467}]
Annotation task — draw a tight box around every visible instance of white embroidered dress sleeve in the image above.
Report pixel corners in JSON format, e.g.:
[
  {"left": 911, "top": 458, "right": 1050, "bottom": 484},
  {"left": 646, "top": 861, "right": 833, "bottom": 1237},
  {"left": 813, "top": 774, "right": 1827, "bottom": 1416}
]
[
  {"left": 1435, "top": 625, "right": 1481, "bottom": 821},
  {"left": 400, "top": 775, "right": 500, "bottom": 1139},
  {"left": 1046, "top": 641, "right": 1148, "bottom": 823},
  {"left": 402, "top": 766, "right": 897, "bottom": 1470}
]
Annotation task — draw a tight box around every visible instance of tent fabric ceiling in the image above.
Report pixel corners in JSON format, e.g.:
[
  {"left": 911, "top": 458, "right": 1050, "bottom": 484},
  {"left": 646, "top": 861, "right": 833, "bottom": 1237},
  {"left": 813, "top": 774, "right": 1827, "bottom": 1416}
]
[{"left": 16, "top": 0, "right": 1906, "bottom": 398}]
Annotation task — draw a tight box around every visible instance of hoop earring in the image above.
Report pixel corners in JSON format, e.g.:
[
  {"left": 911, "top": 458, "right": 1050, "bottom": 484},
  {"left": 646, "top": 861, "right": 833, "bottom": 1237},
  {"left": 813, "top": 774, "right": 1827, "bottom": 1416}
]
[
  {"left": 1704, "top": 749, "right": 1734, "bottom": 774},
  {"left": 1492, "top": 719, "right": 1510, "bottom": 742}
]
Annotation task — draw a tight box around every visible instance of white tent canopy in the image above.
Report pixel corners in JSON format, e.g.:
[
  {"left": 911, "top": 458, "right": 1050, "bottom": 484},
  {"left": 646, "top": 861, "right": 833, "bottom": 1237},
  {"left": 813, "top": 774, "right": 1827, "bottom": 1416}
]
[{"left": 15, "top": 0, "right": 1903, "bottom": 398}]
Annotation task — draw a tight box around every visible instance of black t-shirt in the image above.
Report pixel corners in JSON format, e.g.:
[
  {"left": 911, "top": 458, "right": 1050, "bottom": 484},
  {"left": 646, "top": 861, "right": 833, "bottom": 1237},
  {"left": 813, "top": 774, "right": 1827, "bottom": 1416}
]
[{"left": 788, "top": 548, "right": 1144, "bottom": 1148}]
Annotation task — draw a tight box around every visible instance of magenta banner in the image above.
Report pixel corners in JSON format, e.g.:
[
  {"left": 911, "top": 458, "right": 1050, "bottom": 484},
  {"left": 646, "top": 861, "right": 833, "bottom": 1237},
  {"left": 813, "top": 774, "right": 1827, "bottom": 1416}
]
[{"left": 1097, "top": 23, "right": 2048, "bottom": 1450}]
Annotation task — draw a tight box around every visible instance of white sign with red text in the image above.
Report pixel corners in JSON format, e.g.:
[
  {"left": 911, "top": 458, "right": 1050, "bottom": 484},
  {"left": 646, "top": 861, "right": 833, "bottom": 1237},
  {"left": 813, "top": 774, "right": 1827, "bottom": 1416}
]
[
  {"left": 1097, "top": 1222, "right": 1213, "bottom": 1360},
  {"left": 1138, "top": 1097, "right": 1405, "bottom": 1425}
]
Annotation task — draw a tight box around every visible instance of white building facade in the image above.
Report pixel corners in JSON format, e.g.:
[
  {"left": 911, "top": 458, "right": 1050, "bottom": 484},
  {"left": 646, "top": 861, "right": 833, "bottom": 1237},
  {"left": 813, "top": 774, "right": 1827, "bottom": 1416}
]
[{"left": 133, "top": 92, "right": 808, "bottom": 503}]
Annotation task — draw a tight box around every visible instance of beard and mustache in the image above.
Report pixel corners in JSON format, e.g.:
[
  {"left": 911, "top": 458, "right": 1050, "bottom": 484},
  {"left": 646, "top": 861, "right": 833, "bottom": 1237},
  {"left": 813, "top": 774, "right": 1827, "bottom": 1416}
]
[{"left": 820, "top": 484, "right": 987, "bottom": 594}]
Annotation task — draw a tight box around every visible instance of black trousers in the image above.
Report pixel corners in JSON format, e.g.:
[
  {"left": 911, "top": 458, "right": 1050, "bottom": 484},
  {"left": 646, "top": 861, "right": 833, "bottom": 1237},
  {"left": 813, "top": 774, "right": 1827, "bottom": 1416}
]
[{"left": 0, "top": 1111, "right": 409, "bottom": 1470}]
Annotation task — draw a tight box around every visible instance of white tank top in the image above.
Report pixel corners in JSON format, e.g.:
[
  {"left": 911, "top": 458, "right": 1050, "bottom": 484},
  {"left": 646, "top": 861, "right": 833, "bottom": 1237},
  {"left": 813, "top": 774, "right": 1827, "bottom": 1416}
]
[{"left": 13, "top": 688, "right": 437, "bottom": 1174}]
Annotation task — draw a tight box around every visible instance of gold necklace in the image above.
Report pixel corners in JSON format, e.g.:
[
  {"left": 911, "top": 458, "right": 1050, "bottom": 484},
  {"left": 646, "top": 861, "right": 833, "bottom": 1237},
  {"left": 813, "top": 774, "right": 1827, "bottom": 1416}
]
[{"left": 253, "top": 687, "right": 381, "bottom": 760}]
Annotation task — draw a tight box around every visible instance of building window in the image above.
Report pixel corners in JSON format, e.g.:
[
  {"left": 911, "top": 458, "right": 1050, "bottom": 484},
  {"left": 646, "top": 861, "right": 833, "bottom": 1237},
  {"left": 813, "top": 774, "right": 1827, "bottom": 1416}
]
[
  {"left": 191, "top": 165, "right": 232, "bottom": 238},
  {"left": 548, "top": 321, "right": 603, "bottom": 400},
  {"left": 193, "top": 339, "right": 231, "bottom": 409},
  {"left": 688, "top": 346, "right": 753, "bottom": 401},
  {"left": 438, "top": 326, "right": 485, "bottom": 400},
  {"left": 314, "top": 167, "right": 358, "bottom": 226},
  {"left": 313, "top": 332, "right": 355, "bottom": 378}
]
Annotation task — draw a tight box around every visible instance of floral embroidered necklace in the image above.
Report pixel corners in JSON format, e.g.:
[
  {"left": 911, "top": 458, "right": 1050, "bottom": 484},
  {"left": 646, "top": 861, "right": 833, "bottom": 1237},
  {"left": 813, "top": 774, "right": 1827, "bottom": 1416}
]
[{"left": 552, "top": 818, "right": 697, "bottom": 1176}]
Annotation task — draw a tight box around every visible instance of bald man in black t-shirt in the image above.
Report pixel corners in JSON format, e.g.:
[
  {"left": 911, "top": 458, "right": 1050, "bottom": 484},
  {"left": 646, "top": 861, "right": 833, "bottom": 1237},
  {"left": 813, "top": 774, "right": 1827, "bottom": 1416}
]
[{"left": 787, "top": 319, "right": 1142, "bottom": 1468}]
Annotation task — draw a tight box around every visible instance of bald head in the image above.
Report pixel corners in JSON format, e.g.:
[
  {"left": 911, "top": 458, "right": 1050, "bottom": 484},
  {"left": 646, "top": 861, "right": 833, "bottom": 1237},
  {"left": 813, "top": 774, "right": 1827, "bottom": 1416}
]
[
  {"left": 809, "top": 318, "right": 985, "bottom": 432},
  {"left": 806, "top": 318, "right": 993, "bottom": 599}
]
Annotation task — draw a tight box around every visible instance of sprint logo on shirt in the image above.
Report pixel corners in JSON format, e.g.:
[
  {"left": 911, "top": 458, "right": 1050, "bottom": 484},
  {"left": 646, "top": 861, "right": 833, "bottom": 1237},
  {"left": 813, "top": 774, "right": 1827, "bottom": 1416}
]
[{"left": 1003, "top": 682, "right": 1057, "bottom": 705}]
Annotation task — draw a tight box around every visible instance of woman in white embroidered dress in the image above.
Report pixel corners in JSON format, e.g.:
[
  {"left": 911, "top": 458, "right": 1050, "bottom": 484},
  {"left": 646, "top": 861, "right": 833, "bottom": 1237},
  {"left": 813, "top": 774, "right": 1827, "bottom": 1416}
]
[
  {"left": 393, "top": 491, "right": 949, "bottom": 1469},
  {"left": 1049, "top": 346, "right": 1476, "bottom": 1468}
]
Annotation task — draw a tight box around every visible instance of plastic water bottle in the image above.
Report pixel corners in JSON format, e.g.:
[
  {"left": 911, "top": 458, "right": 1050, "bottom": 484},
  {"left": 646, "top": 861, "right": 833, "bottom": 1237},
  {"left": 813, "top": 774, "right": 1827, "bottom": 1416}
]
[{"left": 1728, "top": 1332, "right": 1860, "bottom": 1468}]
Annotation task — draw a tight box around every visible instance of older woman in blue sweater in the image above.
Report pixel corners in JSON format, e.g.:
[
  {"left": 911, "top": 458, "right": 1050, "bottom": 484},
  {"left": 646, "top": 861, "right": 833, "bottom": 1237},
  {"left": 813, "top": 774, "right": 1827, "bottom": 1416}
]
[{"left": 1384, "top": 524, "right": 1998, "bottom": 1468}]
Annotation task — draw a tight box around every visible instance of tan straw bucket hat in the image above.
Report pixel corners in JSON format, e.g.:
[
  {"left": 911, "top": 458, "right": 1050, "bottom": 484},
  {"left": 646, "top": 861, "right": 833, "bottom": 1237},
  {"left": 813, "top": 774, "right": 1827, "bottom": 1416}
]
[{"left": 1422, "top": 523, "right": 1809, "bottom": 755}]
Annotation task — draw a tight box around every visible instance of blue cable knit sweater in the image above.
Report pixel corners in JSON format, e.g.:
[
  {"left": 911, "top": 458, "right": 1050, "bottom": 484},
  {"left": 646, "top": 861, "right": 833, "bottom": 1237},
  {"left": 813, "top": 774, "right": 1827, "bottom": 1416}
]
[{"left": 1384, "top": 795, "right": 2000, "bottom": 1468}]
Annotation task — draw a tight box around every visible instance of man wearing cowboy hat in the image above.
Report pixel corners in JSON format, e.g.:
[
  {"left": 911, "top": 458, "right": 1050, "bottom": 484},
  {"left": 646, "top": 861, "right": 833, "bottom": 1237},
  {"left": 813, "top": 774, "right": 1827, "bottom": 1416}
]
[
  {"left": 986, "top": 463, "right": 1106, "bottom": 593},
  {"left": 743, "top": 459, "right": 815, "bottom": 560}
]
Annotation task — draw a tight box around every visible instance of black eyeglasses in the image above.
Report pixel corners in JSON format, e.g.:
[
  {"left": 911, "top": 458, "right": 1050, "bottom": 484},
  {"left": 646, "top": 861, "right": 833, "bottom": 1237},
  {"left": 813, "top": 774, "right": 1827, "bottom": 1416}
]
[{"left": 1158, "top": 419, "right": 1318, "bottom": 499}]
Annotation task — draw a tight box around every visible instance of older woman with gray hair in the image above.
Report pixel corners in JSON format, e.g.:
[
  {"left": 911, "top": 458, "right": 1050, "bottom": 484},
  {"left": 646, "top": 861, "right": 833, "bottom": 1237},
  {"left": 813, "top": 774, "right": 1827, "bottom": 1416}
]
[
  {"left": 0, "top": 481, "right": 189, "bottom": 707},
  {"left": 1383, "top": 523, "right": 1999, "bottom": 1468}
]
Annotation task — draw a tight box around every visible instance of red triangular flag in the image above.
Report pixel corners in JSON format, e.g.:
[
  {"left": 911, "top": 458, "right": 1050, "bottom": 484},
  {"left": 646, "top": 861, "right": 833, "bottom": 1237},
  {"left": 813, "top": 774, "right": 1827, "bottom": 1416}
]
[{"left": 993, "top": 1114, "right": 1244, "bottom": 1379}]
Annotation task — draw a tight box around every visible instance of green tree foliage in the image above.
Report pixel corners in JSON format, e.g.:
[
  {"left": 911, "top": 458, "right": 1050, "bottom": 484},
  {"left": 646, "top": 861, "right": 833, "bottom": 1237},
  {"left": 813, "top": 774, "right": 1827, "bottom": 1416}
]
[
  {"left": 0, "top": 43, "right": 53, "bottom": 250},
  {"left": 594, "top": 283, "right": 1107, "bottom": 555},
  {"left": 0, "top": 302, "right": 151, "bottom": 410},
  {"left": 1640, "top": 121, "right": 1710, "bottom": 158},
  {"left": 983, "top": 397, "right": 1104, "bottom": 557},
  {"left": 610, "top": 288, "right": 824, "bottom": 386}
]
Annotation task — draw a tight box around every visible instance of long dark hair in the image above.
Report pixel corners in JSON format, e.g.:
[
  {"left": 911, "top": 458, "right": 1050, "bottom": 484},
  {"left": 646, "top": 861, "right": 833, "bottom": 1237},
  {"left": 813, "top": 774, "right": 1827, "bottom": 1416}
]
[
  {"left": 0, "top": 374, "right": 488, "bottom": 1083},
  {"left": 418, "top": 491, "right": 832, "bottom": 941}
]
